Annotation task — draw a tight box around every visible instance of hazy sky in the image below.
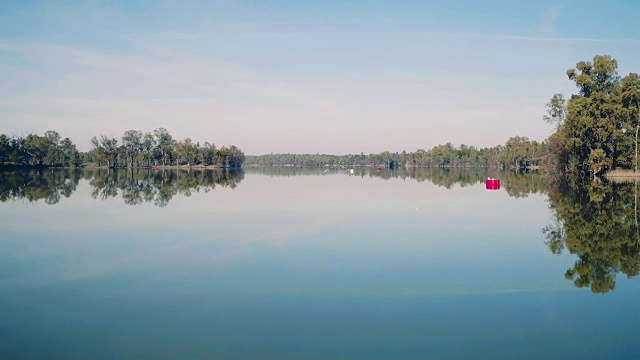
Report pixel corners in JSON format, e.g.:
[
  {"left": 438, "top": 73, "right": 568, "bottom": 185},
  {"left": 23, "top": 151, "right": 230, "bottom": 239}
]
[{"left": 1, "top": 0, "right": 640, "bottom": 154}]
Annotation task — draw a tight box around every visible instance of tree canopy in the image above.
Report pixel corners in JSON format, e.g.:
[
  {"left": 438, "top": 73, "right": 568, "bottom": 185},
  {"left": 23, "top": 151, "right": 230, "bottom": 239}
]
[
  {"left": 0, "top": 128, "right": 245, "bottom": 169},
  {"left": 546, "top": 55, "right": 640, "bottom": 176},
  {"left": 86, "top": 128, "right": 245, "bottom": 169},
  {"left": 0, "top": 131, "right": 81, "bottom": 168},
  {"left": 245, "top": 137, "right": 548, "bottom": 169}
]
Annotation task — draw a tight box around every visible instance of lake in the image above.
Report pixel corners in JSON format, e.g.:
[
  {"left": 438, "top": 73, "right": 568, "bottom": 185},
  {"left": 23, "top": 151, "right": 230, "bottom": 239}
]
[{"left": 1, "top": 168, "right": 639, "bottom": 359}]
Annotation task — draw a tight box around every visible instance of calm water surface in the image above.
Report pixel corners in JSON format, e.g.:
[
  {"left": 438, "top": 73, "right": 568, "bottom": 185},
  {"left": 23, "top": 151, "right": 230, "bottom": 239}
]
[{"left": 0, "top": 168, "right": 639, "bottom": 359}]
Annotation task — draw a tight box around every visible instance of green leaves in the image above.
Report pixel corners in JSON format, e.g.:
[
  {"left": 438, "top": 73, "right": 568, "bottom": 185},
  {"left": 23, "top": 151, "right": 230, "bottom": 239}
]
[
  {"left": 0, "top": 132, "right": 81, "bottom": 167},
  {"left": 589, "top": 149, "right": 613, "bottom": 175},
  {"left": 543, "top": 93, "right": 567, "bottom": 129},
  {"left": 84, "top": 129, "right": 245, "bottom": 168},
  {"left": 548, "top": 55, "right": 640, "bottom": 175}
]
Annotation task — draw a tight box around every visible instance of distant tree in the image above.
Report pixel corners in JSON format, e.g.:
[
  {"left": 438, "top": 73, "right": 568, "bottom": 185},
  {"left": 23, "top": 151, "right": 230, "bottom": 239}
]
[
  {"left": 177, "top": 138, "right": 198, "bottom": 166},
  {"left": 543, "top": 93, "right": 567, "bottom": 129},
  {"left": 44, "top": 130, "right": 61, "bottom": 146},
  {"left": 90, "top": 136, "right": 106, "bottom": 166},
  {"left": 98, "top": 136, "right": 119, "bottom": 168},
  {"left": 60, "top": 137, "right": 77, "bottom": 167},
  {"left": 23, "top": 134, "right": 52, "bottom": 166},
  {"left": 226, "top": 145, "right": 245, "bottom": 168},
  {"left": 122, "top": 130, "right": 143, "bottom": 168},
  {"left": 198, "top": 142, "right": 217, "bottom": 165},
  {"left": 153, "top": 128, "right": 173, "bottom": 166},
  {"left": 141, "top": 132, "right": 156, "bottom": 167},
  {"left": 0, "top": 134, "right": 8, "bottom": 164}
]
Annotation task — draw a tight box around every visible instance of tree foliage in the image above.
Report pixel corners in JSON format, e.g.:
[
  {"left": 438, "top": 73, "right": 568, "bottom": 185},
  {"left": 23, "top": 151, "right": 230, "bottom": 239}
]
[
  {"left": 546, "top": 55, "right": 640, "bottom": 175},
  {"left": 246, "top": 138, "right": 548, "bottom": 169},
  {"left": 0, "top": 131, "right": 81, "bottom": 168},
  {"left": 85, "top": 128, "right": 245, "bottom": 168},
  {"left": 0, "top": 129, "right": 245, "bottom": 169}
]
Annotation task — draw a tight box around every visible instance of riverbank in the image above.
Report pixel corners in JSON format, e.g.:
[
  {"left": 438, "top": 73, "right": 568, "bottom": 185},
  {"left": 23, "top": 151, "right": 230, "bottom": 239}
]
[
  {"left": 605, "top": 169, "right": 640, "bottom": 181},
  {"left": 82, "top": 164, "right": 228, "bottom": 170}
]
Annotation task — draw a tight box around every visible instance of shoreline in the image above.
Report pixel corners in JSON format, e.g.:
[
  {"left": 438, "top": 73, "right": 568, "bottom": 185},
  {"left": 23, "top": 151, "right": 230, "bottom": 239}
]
[
  {"left": 605, "top": 169, "right": 640, "bottom": 182},
  {"left": 83, "top": 164, "right": 230, "bottom": 170}
]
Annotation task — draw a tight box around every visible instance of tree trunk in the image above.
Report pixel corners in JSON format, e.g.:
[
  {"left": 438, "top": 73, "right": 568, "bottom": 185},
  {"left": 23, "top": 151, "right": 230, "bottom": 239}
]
[{"left": 635, "top": 124, "right": 640, "bottom": 174}]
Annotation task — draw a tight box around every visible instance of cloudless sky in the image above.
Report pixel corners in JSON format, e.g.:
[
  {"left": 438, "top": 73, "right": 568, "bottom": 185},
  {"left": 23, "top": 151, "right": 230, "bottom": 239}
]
[{"left": 1, "top": 0, "right": 640, "bottom": 154}]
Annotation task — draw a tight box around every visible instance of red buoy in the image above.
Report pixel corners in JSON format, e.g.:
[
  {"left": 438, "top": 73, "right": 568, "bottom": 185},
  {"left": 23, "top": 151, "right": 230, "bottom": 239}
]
[
  {"left": 155, "top": 167, "right": 159, "bottom": 171},
  {"left": 486, "top": 178, "right": 500, "bottom": 190},
  {"left": 377, "top": 167, "right": 381, "bottom": 171}
]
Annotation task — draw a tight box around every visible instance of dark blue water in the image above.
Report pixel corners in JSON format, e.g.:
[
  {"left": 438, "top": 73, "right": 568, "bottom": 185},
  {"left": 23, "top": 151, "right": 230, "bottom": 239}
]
[{"left": 0, "top": 168, "right": 638, "bottom": 359}]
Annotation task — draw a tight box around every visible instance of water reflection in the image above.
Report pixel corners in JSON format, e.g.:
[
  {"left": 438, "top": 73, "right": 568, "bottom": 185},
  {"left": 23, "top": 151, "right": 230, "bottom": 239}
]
[
  {"left": 1, "top": 167, "right": 549, "bottom": 207},
  {"left": 0, "top": 169, "right": 83, "bottom": 205},
  {"left": 0, "top": 169, "right": 244, "bottom": 206},
  {"left": 544, "top": 178, "right": 640, "bottom": 293},
  {"left": 247, "top": 166, "right": 548, "bottom": 197},
  {"left": 2, "top": 167, "right": 640, "bottom": 295},
  {"left": 0, "top": 167, "right": 547, "bottom": 207}
]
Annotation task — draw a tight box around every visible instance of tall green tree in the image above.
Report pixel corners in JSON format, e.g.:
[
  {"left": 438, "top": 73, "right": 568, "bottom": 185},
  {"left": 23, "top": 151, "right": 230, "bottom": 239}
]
[
  {"left": 546, "top": 55, "right": 640, "bottom": 175},
  {"left": 122, "top": 130, "right": 143, "bottom": 168},
  {"left": 153, "top": 128, "right": 173, "bottom": 166},
  {"left": 23, "top": 134, "right": 52, "bottom": 166},
  {"left": 0, "top": 134, "right": 10, "bottom": 164},
  {"left": 177, "top": 138, "right": 198, "bottom": 166},
  {"left": 141, "top": 132, "right": 156, "bottom": 166},
  {"left": 543, "top": 93, "right": 567, "bottom": 129},
  {"left": 95, "top": 136, "right": 119, "bottom": 168},
  {"left": 198, "top": 142, "right": 217, "bottom": 165},
  {"left": 60, "top": 137, "right": 79, "bottom": 167}
]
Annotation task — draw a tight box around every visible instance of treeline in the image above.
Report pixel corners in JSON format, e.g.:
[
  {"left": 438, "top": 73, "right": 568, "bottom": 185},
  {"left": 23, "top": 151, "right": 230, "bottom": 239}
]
[
  {"left": 245, "top": 136, "right": 549, "bottom": 169},
  {"left": 407, "top": 137, "right": 548, "bottom": 168},
  {"left": 0, "top": 131, "right": 82, "bottom": 167},
  {"left": 544, "top": 55, "right": 640, "bottom": 176},
  {"left": 86, "top": 128, "right": 245, "bottom": 168},
  {"left": 0, "top": 128, "right": 245, "bottom": 169}
]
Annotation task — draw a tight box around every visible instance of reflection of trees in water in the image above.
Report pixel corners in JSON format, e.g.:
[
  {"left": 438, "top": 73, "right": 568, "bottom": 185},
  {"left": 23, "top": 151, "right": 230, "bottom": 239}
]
[
  {"left": 246, "top": 166, "right": 342, "bottom": 177},
  {"left": 3, "top": 168, "right": 545, "bottom": 206},
  {"left": 3, "top": 166, "right": 547, "bottom": 205},
  {"left": 408, "top": 169, "right": 548, "bottom": 196},
  {"left": 89, "top": 169, "right": 244, "bottom": 207},
  {"left": 247, "top": 166, "right": 548, "bottom": 197},
  {"left": 544, "top": 178, "right": 640, "bottom": 293},
  {"left": 0, "top": 169, "right": 244, "bottom": 207},
  {"left": 8, "top": 166, "right": 639, "bottom": 294},
  {"left": 0, "top": 169, "right": 83, "bottom": 205}
]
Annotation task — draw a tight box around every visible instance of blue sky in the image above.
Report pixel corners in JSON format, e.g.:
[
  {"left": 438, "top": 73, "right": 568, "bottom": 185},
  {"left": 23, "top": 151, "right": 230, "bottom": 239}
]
[{"left": 1, "top": 0, "right": 640, "bottom": 154}]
